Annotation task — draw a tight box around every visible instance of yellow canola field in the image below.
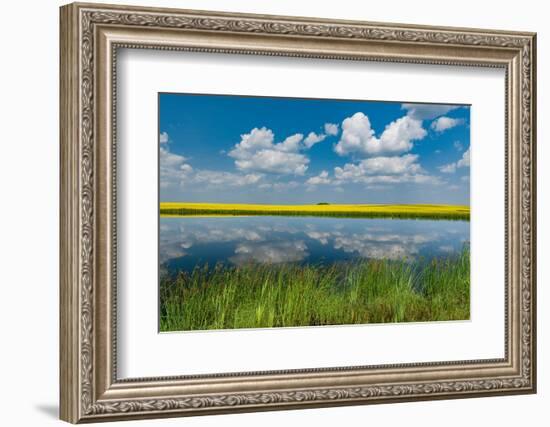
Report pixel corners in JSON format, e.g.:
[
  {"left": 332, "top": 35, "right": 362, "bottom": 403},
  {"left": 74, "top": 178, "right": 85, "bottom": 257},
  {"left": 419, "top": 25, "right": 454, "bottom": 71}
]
[{"left": 160, "top": 202, "right": 470, "bottom": 219}]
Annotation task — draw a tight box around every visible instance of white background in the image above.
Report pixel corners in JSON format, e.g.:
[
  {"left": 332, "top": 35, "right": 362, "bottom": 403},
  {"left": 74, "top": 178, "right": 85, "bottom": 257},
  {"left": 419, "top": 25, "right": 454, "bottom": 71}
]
[
  {"left": 0, "top": 0, "right": 546, "bottom": 426},
  {"left": 118, "top": 50, "right": 504, "bottom": 377}
]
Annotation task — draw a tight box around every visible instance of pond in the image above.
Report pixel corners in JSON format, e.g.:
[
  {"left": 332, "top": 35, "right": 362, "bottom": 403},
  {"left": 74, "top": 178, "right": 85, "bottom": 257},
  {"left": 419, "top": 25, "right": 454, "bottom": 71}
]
[{"left": 160, "top": 216, "right": 469, "bottom": 276}]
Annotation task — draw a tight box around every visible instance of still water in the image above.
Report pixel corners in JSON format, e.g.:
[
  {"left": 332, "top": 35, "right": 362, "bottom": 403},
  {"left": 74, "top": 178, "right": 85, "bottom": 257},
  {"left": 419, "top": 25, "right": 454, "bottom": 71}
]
[{"left": 160, "top": 216, "right": 469, "bottom": 276}]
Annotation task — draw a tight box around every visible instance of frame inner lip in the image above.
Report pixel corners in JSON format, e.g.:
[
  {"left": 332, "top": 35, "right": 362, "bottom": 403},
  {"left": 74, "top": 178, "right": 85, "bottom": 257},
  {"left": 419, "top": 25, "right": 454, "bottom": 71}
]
[{"left": 110, "top": 42, "right": 510, "bottom": 383}]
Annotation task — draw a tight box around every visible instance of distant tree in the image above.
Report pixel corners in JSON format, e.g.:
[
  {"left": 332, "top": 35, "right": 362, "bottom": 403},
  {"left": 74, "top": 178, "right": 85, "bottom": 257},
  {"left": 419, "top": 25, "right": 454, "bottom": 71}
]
[{"left": 317, "top": 202, "right": 330, "bottom": 205}]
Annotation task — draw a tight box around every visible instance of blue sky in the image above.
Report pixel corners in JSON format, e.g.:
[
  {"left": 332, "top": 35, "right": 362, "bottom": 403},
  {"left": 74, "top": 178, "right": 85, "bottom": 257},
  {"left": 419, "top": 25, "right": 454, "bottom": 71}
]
[{"left": 159, "top": 93, "right": 470, "bottom": 204}]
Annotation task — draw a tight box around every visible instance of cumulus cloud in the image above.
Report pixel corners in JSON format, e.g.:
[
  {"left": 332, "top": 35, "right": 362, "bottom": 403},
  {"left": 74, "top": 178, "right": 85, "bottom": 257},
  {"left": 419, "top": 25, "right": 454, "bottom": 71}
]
[
  {"left": 354, "top": 154, "right": 423, "bottom": 175},
  {"left": 159, "top": 131, "right": 197, "bottom": 188},
  {"left": 193, "top": 170, "right": 262, "bottom": 187},
  {"left": 324, "top": 122, "right": 339, "bottom": 136},
  {"left": 228, "top": 127, "right": 310, "bottom": 175},
  {"left": 439, "top": 163, "right": 457, "bottom": 174},
  {"left": 228, "top": 122, "right": 340, "bottom": 173},
  {"left": 228, "top": 127, "right": 275, "bottom": 159},
  {"left": 160, "top": 140, "right": 264, "bottom": 190},
  {"left": 371, "top": 157, "right": 416, "bottom": 176},
  {"left": 333, "top": 154, "right": 439, "bottom": 185},
  {"left": 306, "top": 170, "right": 331, "bottom": 185},
  {"left": 234, "top": 150, "right": 309, "bottom": 175},
  {"left": 454, "top": 140, "right": 464, "bottom": 151},
  {"left": 431, "top": 116, "right": 464, "bottom": 132},
  {"left": 378, "top": 116, "right": 427, "bottom": 153},
  {"left": 160, "top": 146, "right": 193, "bottom": 188},
  {"left": 457, "top": 147, "right": 470, "bottom": 167},
  {"left": 160, "top": 146, "right": 188, "bottom": 169},
  {"left": 334, "top": 112, "right": 426, "bottom": 157},
  {"left": 258, "top": 181, "right": 300, "bottom": 191},
  {"left": 303, "top": 123, "right": 339, "bottom": 148},
  {"left": 438, "top": 147, "right": 470, "bottom": 174},
  {"left": 304, "top": 132, "right": 326, "bottom": 148},
  {"left": 276, "top": 133, "right": 304, "bottom": 153},
  {"left": 402, "top": 103, "right": 460, "bottom": 120}
]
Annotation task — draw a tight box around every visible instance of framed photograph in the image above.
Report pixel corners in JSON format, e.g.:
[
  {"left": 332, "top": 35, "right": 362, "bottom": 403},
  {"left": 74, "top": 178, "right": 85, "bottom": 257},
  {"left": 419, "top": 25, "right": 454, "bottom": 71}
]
[{"left": 60, "top": 2, "right": 537, "bottom": 423}]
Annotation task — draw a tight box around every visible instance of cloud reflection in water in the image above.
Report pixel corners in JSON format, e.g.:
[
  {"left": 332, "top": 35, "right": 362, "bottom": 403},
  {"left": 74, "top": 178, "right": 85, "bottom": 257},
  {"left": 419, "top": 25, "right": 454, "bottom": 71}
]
[{"left": 160, "top": 216, "right": 469, "bottom": 272}]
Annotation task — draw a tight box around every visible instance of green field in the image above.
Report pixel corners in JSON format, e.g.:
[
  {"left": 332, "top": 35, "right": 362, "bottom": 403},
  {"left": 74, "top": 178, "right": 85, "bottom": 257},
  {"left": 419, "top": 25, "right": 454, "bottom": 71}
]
[
  {"left": 160, "top": 246, "right": 470, "bottom": 332},
  {"left": 160, "top": 202, "right": 470, "bottom": 220}
]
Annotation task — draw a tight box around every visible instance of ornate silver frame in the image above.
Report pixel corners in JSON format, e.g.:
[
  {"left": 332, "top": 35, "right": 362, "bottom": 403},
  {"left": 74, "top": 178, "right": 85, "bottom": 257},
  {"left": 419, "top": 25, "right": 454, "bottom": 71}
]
[{"left": 60, "top": 2, "right": 537, "bottom": 423}]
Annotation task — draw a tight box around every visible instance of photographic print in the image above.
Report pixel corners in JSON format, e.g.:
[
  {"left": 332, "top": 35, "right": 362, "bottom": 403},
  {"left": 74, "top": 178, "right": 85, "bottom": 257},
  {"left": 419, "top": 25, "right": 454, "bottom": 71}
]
[{"left": 158, "top": 93, "right": 471, "bottom": 332}]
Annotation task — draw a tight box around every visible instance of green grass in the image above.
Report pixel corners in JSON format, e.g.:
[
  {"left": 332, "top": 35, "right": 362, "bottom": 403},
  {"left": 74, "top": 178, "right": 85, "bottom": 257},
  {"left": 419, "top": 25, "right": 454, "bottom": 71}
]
[
  {"left": 160, "top": 247, "right": 470, "bottom": 332},
  {"left": 160, "top": 202, "right": 470, "bottom": 220}
]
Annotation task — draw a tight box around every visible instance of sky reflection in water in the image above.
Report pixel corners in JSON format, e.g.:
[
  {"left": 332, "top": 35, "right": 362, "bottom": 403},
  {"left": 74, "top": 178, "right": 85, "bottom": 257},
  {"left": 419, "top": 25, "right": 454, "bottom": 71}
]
[{"left": 160, "top": 216, "right": 469, "bottom": 275}]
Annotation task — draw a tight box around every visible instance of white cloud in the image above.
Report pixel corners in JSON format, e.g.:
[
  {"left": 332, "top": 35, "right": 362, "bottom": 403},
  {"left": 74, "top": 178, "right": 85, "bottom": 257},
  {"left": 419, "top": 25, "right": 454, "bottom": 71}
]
[
  {"left": 193, "top": 170, "right": 262, "bottom": 187},
  {"left": 438, "top": 147, "right": 470, "bottom": 174},
  {"left": 234, "top": 150, "right": 309, "bottom": 175},
  {"left": 229, "top": 127, "right": 309, "bottom": 175},
  {"left": 324, "top": 122, "right": 339, "bottom": 136},
  {"left": 457, "top": 147, "right": 470, "bottom": 167},
  {"left": 180, "top": 164, "right": 193, "bottom": 174},
  {"left": 355, "top": 173, "right": 439, "bottom": 185},
  {"left": 306, "top": 170, "right": 331, "bottom": 185},
  {"left": 439, "top": 163, "right": 457, "bottom": 174},
  {"left": 379, "top": 116, "right": 427, "bottom": 153},
  {"left": 304, "top": 123, "right": 339, "bottom": 148},
  {"left": 159, "top": 146, "right": 192, "bottom": 188},
  {"left": 358, "top": 154, "right": 423, "bottom": 175},
  {"left": 276, "top": 133, "right": 304, "bottom": 152},
  {"left": 402, "top": 103, "right": 460, "bottom": 120},
  {"left": 334, "top": 154, "right": 416, "bottom": 178},
  {"left": 453, "top": 140, "right": 464, "bottom": 151},
  {"left": 334, "top": 113, "right": 375, "bottom": 156},
  {"left": 228, "top": 127, "right": 275, "bottom": 159},
  {"left": 258, "top": 181, "right": 300, "bottom": 191},
  {"left": 334, "top": 154, "right": 440, "bottom": 186},
  {"left": 160, "top": 142, "right": 264, "bottom": 190},
  {"left": 335, "top": 112, "right": 426, "bottom": 157},
  {"left": 273, "top": 181, "right": 300, "bottom": 191},
  {"left": 159, "top": 131, "right": 169, "bottom": 144},
  {"left": 304, "top": 132, "right": 326, "bottom": 148},
  {"left": 160, "top": 146, "right": 188, "bottom": 168},
  {"left": 431, "top": 116, "right": 464, "bottom": 132}
]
